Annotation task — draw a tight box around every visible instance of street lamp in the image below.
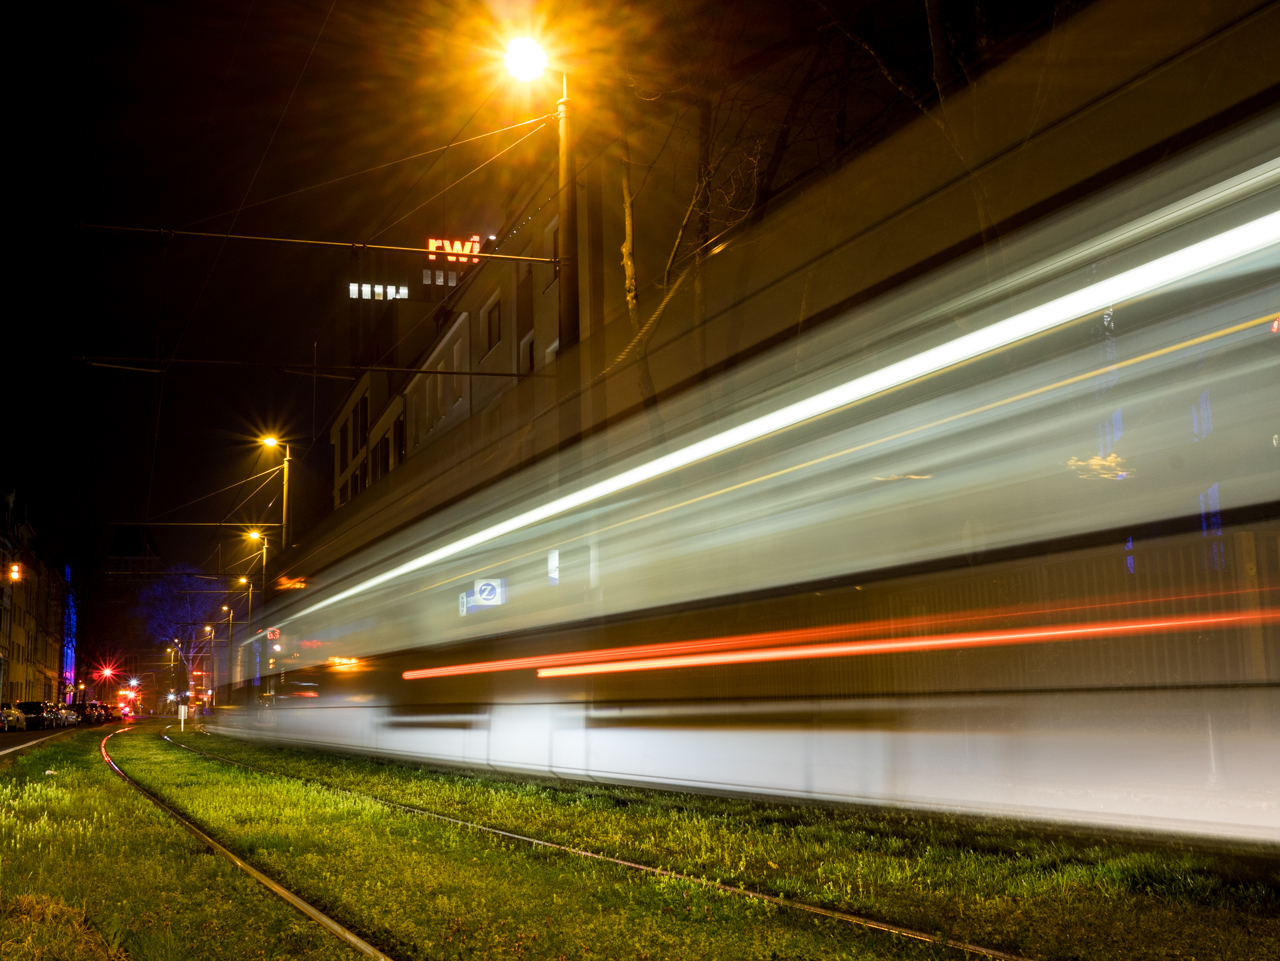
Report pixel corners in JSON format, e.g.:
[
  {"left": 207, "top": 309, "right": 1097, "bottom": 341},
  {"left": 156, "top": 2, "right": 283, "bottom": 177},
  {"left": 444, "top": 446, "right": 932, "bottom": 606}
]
[
  {"left": 262, "top": 437, "right": 291, "bottom": 550},
  {"left": 505, "top": 38, "right": 578, "bottom": 372}
]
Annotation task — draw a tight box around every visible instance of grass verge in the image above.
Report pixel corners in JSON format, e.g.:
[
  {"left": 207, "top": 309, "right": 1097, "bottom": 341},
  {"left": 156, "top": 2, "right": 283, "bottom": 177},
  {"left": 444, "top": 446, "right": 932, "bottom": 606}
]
[
  {"left": 106, "top": 725, "right": 959, "bottom": 960},
  {"left": 0, "top": 725, "right": 362, "bottom": 961},
  {"left": 174, "top": 726, "right": 1279, "bottom": 961}
]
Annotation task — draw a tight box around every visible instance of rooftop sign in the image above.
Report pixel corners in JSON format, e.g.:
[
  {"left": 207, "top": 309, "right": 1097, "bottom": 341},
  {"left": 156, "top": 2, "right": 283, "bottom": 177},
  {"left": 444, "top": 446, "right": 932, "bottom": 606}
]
[{"left": 427, "top": 235, "right": 482, "bottom": 263}]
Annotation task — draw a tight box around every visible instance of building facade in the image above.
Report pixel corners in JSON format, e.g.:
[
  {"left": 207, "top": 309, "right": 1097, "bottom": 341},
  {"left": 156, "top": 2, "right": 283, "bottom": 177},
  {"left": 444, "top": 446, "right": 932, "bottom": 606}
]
[{"left": 1, "top": 515, "right": 70, "bottom": 704}]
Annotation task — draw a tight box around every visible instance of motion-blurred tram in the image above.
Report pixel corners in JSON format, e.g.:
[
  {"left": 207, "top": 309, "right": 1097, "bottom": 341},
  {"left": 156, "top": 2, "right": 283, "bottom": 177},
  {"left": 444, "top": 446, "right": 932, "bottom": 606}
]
[{"left": 220, "top": 112, "right": 1280, "bottom": 843}]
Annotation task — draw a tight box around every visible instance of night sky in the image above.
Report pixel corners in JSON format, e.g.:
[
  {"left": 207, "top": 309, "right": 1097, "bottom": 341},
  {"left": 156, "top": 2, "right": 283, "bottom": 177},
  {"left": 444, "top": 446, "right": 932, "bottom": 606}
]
[{"left": 7, "top": 0, "right": 1067, "bottom": 662}]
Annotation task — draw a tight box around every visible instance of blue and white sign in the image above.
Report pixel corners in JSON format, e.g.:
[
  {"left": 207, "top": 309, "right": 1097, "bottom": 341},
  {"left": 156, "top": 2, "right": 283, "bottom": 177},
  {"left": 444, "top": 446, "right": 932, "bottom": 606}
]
[{"left": 460, "top": 578, "right": 506, "bottom": 615}]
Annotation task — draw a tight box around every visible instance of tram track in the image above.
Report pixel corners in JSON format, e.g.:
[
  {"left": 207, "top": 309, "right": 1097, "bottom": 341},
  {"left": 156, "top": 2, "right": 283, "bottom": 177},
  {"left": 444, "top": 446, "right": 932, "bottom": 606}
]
[
  {"left": 161, "top": 727, "right": 1032, "bottom": 961},
  {"left": 99, "top": 728, "right": 392, "bottom": 961}
]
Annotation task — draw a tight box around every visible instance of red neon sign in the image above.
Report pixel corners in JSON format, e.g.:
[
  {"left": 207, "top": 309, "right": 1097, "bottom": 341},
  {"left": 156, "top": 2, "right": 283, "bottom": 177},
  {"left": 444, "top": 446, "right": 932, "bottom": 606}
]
[
  {"left": 266, "top": 629, "right": 280, "bottom": 640},
  {"left": 427, "top": 235, "right": 481, "bottom": 263}
]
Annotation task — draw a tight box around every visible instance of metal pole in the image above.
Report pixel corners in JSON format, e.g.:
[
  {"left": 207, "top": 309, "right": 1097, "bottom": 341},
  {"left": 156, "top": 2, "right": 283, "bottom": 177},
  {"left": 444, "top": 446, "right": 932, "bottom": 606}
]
[
  {"left": 556, "top": 73, "right": 581, "bottom": 458},
  {"left": 282, "top": 446, "right": 291, "bottom": 551},
  {"left": 557, "top": 74, "right": 580, "bottom": 356}
]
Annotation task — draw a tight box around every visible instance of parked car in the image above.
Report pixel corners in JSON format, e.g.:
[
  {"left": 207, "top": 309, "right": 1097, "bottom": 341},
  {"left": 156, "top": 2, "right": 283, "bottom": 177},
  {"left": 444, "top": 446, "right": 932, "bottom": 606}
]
[
  {"left": 56, "top": 705, "right": 79, "bottom": 726},
  {"left": 74, "top": 703, "right": 102, "bottom": 724},
  {"left": 15, "top": 702, "right": 55, "bottom": 730},
  {"left": 1, "top": 703, "right": 26, "bottom": 732},
  {"left": 84, "top": 703, "right": 108, "bottom": 724}
]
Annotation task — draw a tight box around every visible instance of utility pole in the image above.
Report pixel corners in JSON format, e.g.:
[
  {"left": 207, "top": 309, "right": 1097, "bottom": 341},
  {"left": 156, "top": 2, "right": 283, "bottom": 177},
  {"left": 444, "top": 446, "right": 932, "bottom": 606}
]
[
  {"left": 557, "top": 73, "right": 581, "bottom": 453},
  {"left": 282, "top": 445, "right": 291, "bottom": 551}
]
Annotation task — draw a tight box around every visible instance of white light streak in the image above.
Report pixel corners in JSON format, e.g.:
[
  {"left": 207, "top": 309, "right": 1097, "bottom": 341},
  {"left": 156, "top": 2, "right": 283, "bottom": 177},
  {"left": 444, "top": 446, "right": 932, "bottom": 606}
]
[{"left": 288, "top": 212, "right": 1280, "bottom": 623}]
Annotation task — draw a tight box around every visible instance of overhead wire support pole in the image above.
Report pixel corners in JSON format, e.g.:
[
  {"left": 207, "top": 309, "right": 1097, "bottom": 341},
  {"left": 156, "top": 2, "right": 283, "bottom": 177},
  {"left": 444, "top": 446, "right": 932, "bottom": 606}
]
[{"left": 80, "top": 224, "right": 558, "bottom": 264}]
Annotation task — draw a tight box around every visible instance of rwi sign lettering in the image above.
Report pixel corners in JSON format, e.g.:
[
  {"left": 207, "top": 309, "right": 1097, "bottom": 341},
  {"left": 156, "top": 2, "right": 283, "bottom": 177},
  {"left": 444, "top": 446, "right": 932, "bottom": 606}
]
[{"left": 427, "top": 235, "right": 482, "bottom": 263}]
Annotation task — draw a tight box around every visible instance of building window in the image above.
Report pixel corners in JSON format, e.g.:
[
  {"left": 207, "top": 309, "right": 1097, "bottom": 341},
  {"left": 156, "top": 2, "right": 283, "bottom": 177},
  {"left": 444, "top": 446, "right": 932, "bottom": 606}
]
[
  {"left": 423, "top": 269, "right": 432, "bottom": 285},
  {"left": 349, "top": 283, "right": 359, "bottom": 298},
  {"left": 394, "top": 413, "right": 406, "bottom": 466},
  {"left": 339, "top": 419, "right": 349, "bottom": 472},
  {"left": 448, "top": 271, "right": 457, "bottom": 286},
  {"left": 374, "top": 285, "right": 384, "bottom": 300},
  {"left": 358, "top": 394, "right": 369, "bottom": 450},
  {"left": 486, "top": 302, "right": 501, "bottom": 355},
  {"left": 520, "top": 333, "right": 535, "bottom": 374},
  {"left": 436, "top": 270, "right": 444, "bottom": 285},
  {"left": 361, "top": 284, "right": 371, "bottom": 299},
  {"left": 398, "top": 286, "right": 408, "bottom": 298},
  {"left": 360, "top": 459, "right": 368, "bottom": 492}
]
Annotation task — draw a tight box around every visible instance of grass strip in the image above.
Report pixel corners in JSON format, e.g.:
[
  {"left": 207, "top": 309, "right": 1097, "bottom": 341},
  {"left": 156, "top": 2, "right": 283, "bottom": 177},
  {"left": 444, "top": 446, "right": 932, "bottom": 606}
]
[
  {"left": 0, "top": 725, "right": 362, "bottom": 961},
  {"left": 164, "top": 732, "right": 1025, "bottom": 960},
  {"left": 110, "top": 724, "right": 957, "bottom": 960},
  {"left": 177, "top": 726, "right": 1279, "bottom": 961}
]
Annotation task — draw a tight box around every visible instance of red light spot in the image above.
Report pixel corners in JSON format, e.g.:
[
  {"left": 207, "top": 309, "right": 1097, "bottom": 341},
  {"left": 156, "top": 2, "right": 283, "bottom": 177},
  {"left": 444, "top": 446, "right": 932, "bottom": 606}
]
[{"left": 299, "top": 640, "right": 322, "bottom": 649}]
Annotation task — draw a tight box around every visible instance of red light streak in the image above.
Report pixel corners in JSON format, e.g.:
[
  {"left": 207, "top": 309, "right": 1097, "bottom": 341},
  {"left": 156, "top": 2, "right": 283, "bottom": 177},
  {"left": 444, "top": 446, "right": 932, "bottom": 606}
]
[
  {"left": 535, "top": 611, "right": 1280, "bottom": 678},
  {"left": 402, "top": 594, "right": 1278, "bottom": 682}
]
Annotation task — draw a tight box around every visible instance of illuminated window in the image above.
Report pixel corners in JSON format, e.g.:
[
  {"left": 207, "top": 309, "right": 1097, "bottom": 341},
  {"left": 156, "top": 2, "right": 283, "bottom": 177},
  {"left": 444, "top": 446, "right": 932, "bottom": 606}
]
[
  {"left": 448, "top": 271, "right": 457, "bottom": 287},
  {"left": 361, "top": 284, "right": 371, "bottom": 299},
  {"left": 374, "top": 285, "right": 384, "bottom": 300},
  {"left": 423, "top": 269, "right": 432, "bottom": 285},
  {"left": 436, "top": 270, "right": 444, "bottom": 285},
  {"left": 349, "top": 283, "right": 358, "bottom": 298},
  {"left": 399, "top": 286, "right": 408, "bottom": 298}
]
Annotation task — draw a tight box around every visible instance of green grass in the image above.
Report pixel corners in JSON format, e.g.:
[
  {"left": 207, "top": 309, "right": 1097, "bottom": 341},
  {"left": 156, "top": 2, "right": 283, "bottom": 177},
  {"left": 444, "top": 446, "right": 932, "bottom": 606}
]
[
  {"left": 171, "top": 725, "right": 1280, "bottom": 961},
  {"left": 105, "top": 724, "right": 950, "bottom": 960},
  {"left": 0, "top": 726, "right": 360, "bottom": 961}
]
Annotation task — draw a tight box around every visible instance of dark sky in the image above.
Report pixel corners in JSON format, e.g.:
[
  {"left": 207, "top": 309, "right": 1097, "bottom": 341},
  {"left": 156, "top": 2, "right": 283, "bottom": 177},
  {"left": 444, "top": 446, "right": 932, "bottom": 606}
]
[
  {"left": 8, "top": 0, "right": 1069, "bottom": 662},
  {"left": 13, "top": 0, "right": 569, "bottom": 579}
]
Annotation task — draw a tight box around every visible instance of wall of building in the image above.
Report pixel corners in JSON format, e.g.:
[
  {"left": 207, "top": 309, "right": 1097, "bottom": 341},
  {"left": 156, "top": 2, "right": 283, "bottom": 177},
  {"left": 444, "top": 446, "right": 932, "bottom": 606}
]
[
  {"left": 1, "top": 527, "right": 68, "bottom": 704},
  {"left": 280, "top": 0, "right": 1279, "bottom": 587}
]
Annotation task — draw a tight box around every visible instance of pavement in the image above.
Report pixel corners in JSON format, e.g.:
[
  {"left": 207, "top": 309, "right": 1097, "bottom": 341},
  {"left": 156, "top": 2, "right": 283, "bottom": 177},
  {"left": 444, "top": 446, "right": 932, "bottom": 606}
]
[{"left": 0, "top": 727, "right": 76, "bottom": 755}]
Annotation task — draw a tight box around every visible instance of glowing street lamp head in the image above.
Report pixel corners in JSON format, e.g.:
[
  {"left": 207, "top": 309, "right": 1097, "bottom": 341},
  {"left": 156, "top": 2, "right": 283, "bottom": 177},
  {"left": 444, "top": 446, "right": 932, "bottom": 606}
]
[
  {"left": 262, "top": 436, "right": 278, "bottom": 448},
  {"left": 239, "top": 576, "right": 248, "bottom": 584},
  {"left": 505, "top": 38, "right": 547, "bottom": 81},
  {"left": 129, "top": 678, "right": 138, "bottom": 687}
]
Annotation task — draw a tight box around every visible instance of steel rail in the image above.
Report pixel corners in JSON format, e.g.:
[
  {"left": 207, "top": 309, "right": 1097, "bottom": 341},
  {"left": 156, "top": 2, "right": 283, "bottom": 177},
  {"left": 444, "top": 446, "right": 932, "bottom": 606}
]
[
  {"left": 166, "top": 731, "right": 1031, "bottom": 961},
  {"left": 99, "top": 729, "right": 393, "bottom": 961}
]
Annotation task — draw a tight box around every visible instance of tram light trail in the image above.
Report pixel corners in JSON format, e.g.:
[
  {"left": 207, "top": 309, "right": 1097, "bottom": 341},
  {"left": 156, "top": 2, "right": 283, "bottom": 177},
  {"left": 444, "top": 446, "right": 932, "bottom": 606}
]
[
  {"left": 400, "top": 609, "right": 1279, "bottom": 681},
  {"left": 535, "top": 611, "right": 1280, "bottom": 677},
  {"left": 287, "top": 212, "right": 1280, "bottom": 627}
]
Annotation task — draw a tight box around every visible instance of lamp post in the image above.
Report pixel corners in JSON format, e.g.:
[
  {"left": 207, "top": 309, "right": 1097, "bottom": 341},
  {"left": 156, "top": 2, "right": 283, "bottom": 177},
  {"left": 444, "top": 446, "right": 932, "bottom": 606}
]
[
  {"left": 262, "top": 437, "right": 291, "bottom": 550},
  {"left": 506, "top": 40, "right": 579, "bottom": 437}
]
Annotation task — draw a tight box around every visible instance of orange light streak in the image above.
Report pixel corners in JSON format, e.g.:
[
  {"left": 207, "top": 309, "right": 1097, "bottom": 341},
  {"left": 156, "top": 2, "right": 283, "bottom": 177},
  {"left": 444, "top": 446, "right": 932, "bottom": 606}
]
[
  {"left": 535, "top": 611, "right": 1280, "bottom": 678},
  {"left": 402, "top": 593, "right": 1277, "bottom": 682}
]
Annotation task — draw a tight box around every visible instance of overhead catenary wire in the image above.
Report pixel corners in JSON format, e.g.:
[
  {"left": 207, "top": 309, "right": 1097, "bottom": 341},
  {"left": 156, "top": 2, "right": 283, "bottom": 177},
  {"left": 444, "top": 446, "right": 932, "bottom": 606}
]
[
  {"left": 180, "top": 114, "right": 553, "bottom": 228},
  {"left": 76, "top": 356, "right": 552, "bottom": 379},
  {"left": 148, "top": 467, "right": 282, "bottom": 520},
  {"left": 368, "top": 121, "right": 549, "bottom": 240}
]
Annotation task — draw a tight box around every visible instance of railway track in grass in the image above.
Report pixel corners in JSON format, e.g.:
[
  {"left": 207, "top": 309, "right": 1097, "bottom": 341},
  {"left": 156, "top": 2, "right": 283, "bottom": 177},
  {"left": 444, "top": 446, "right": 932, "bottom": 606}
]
[
  {"left": 163, "top": 727, "right": 1032, "bottom": 961},
  {"left": 99, "top": 728, "right": 393, "bottom": 961}
]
